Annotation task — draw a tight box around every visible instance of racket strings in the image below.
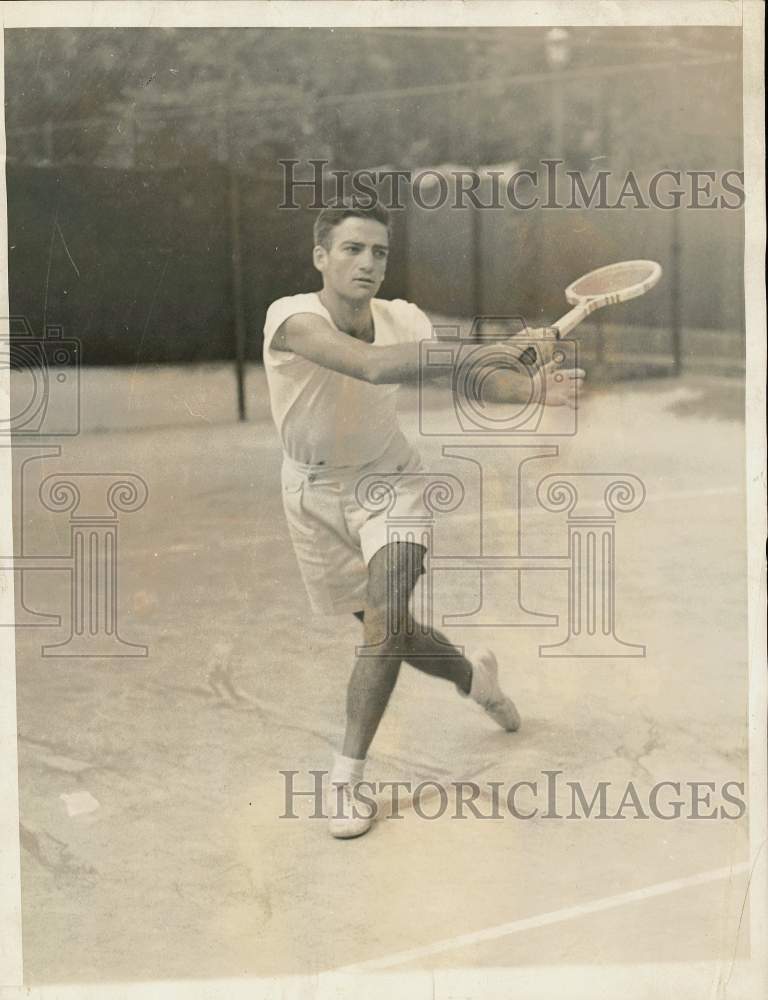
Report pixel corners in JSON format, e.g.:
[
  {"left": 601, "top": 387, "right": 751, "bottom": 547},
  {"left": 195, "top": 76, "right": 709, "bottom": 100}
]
[{"left": 569, "top": 261, "right": 658, "bottom": 298}]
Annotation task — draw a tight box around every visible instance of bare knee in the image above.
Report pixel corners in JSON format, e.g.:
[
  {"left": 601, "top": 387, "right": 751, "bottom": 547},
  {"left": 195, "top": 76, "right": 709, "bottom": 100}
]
[
  {"left": 360, "top": 604, "right": 418, "bottom": 661},
  {"left": 361, "top": 605, "right": 398, "bottom": 649},
  {"left": 364, "top": 542, "right": 423, "bottom": 640}
]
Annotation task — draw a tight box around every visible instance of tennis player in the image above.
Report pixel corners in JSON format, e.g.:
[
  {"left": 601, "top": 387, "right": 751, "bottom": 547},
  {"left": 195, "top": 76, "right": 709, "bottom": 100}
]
[{"left": 264, "top": 200, "right": 584, "bottom": 838}]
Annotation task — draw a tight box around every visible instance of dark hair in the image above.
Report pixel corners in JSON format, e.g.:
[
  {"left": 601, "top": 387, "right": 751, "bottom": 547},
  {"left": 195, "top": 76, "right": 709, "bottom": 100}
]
[{"left": 313, "top": 200, "right": 392, "bottom": 250}]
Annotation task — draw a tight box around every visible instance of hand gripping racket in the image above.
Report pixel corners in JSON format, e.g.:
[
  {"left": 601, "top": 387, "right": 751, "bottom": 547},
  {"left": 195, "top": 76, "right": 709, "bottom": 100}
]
[{"left": 519, "top": 259, "right": 663, "bottom": 365}]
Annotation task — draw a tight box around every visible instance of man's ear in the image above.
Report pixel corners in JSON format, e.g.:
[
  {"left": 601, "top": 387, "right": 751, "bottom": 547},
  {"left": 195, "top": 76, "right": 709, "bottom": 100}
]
[{"left": 312, "top": 244, "right": 327, "bottom": 274}]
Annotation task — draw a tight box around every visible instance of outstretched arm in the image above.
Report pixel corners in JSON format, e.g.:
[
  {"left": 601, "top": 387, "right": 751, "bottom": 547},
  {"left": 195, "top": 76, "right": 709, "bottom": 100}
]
[
  {"left": 273, "top": 313, "right": 584, "bottom": 404},
  {"left": 273, "top": 312, "right": 535, "bottom": 386}
]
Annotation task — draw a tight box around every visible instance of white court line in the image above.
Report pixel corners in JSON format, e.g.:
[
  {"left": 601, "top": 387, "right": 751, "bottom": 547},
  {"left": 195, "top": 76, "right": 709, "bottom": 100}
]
[{"left": 335, "top": 861, "right": 750, "bottom": 973}]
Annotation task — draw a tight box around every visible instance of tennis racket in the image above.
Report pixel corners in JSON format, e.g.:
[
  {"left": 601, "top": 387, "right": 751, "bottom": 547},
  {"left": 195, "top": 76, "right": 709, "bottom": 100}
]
[{"left": 519, "top": 259, "right": 662, "bottom": 365}]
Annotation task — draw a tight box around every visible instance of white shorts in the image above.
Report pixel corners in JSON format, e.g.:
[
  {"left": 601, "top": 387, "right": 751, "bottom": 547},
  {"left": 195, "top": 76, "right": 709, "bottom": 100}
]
[{"left": 280, "top": 431, "right": 428, "bottom": 616}]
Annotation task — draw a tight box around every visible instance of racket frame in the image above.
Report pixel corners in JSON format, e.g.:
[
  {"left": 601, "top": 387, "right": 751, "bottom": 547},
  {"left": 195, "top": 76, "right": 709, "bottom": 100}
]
[{"left": 551, "top": 259, "right": 663, "bottom": 339}]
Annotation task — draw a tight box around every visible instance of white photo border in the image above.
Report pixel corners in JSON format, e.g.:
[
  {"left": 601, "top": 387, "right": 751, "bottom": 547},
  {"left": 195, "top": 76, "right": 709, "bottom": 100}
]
[{"left": 0, "top": 3, "right": 764, "bottom": 998}]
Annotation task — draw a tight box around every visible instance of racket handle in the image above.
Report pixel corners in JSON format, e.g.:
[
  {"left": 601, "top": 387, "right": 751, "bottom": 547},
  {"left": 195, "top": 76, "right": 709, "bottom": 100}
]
[{"left": 552, "top": 301, "right": 592, "bottom": 339}]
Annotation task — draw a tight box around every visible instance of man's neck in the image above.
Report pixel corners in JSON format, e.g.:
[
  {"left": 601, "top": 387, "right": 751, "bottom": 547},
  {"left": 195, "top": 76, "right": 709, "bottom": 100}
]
[{"left": 318, "top": 288, "right": 373, "bottom": 337}]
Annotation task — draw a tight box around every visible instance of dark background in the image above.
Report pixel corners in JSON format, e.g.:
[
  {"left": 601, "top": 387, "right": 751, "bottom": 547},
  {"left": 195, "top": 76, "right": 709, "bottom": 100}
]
[{"left": 4, "top": 27, "right": 744, "bottom": 366}]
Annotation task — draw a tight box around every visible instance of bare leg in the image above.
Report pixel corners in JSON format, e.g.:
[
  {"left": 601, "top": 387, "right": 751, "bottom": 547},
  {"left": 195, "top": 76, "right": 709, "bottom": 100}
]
[
  {"left": 353, "top": 609, "right": 471, "bottom": 694},
  {"left": 340, "top": 543, "right": 422, "bottom": 760},
  {"left": 342, "top": 607, "right": 402, "bottom": 760}
]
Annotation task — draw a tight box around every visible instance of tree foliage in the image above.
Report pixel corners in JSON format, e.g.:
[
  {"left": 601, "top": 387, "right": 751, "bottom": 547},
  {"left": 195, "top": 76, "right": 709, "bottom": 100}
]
[{"left": 3, "top": 27, "right": 742, "bottom": 173}]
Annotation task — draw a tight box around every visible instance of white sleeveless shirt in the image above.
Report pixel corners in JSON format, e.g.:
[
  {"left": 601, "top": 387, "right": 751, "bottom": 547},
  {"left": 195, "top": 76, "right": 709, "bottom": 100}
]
[{"left": 263, "top": 293, "right": 433, "bottom": 468}]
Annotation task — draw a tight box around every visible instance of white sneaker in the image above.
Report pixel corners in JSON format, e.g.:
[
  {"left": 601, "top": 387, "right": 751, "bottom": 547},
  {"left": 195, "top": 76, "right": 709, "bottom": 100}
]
[
  {"left": 327, "top": 782, "right": 375, "bottom": 839},
  {"left": 465, "top": 648, "right": 521, "bottom": 732}
]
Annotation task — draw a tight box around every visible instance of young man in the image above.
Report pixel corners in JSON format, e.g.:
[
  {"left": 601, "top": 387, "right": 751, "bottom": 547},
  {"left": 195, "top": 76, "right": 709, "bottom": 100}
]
[{"left": 263, "top": 200, "right": 583, "bottom": 838}]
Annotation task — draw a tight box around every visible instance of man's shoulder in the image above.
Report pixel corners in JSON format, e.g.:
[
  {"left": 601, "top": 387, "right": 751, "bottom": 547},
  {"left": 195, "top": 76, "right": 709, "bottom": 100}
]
[
  {"left": 373, "top": 297, "right": 434, "bottom": 341},
  {"left": 264, "top": 293, "right": 327, "bottom": 343},
  {"left": 373, "top": 296, "right": 423, "bottom": 316}
]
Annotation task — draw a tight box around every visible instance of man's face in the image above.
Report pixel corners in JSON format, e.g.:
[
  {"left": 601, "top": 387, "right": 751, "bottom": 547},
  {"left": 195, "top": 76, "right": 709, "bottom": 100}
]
[{"left": 314, "top": 217, "right": 389, "bottom": 301}]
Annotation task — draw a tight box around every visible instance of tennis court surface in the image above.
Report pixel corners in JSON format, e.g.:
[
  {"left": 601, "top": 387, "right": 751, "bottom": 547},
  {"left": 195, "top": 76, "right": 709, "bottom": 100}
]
[{"left": 11, "top": 363, "right": 750, "bottom": 987}]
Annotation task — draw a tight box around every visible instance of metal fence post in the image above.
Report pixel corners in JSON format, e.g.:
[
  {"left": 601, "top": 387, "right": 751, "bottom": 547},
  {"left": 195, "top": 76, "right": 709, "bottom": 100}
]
[{"left": 225, "top": 109, "right": 248, "bottom": 421}]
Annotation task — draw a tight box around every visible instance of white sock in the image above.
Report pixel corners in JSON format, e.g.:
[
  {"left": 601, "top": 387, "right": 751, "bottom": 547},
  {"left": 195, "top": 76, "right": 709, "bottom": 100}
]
[{"left": 330, "top": 752, "right": 366, "bottom": 786}]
